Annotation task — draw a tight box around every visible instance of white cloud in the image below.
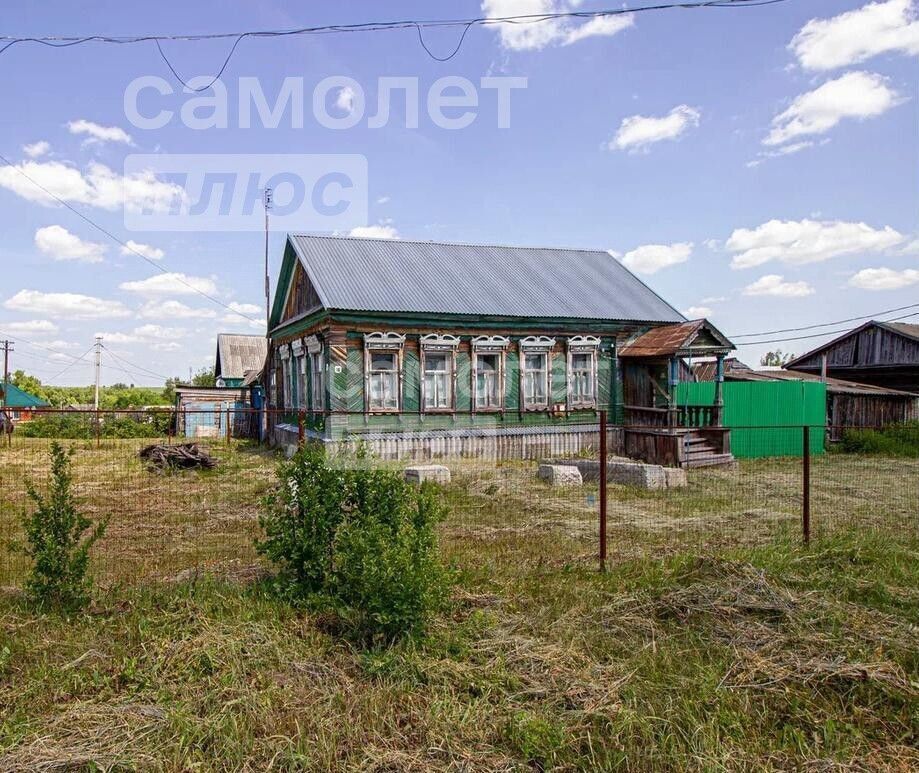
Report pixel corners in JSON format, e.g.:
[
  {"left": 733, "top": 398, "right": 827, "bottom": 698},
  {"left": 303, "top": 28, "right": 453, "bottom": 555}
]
[
  {"left": 0, "top": 159, "right": 185, "bottom": 213},
  {"left": 742, "top": 274, "right": 815, "bottom": 298},
  {"left": 764, "top": 71, "right": 901, "bottom": 147},
  {"left": 1, "top": 319, "right": 58, "bottom": 335},
  {"left": 226, "top": 301, "right": 262, "bottom": 316},
  {"left": 609, "top": 105, "right": 700, "bottom": 152},
  {"left": 481, "top": 1, "right": 633, "bottom": 51},
  {"left": 22, "top": 141, "right": 50, "bottom": 158},
  {"left": 138, "top": 299, "right": 217, "bottom": 320},
  {"left": 790, "top": 0, "right": 919, "bottom": 71},
  {"left": 622, "top": 242, "right": 692, "bottom": 274},
  {"left": 42, "top": 339, "right": 79, "bottom": 351},
  {"left": 34, "top": 225, "right": 106, "bottom": 264},
  {"left": 376, "top": 195, "right": 391, "bottom": 205},
  {"left": 726, "top": 218, "right": 904, "bottom": 269},
  {"left": 121, "top": 240, "right": 164, "bottom": 260},
  {"left": 848, "top": 266, "right": 919, "bottom": 289},
  {"left": 67, "top": 119, "right": 133, "bottom": 145},
  {"left": 335, "top": 86, "right": 356, "bottom": 114},
  {"left": 682, "top": 306, "right": 714, "bottom": 319},
  {"left": 96, "top": 324, "right": 188, "bottom": 345},
  {"left": 348, "top": 224, "right": 400, "bottom": 239},
  {"left": 4, "top": 289, "right": 130, "bottom": 319},
  {"left": 119, "top": 272, "right": 219, "bottom": 297}
]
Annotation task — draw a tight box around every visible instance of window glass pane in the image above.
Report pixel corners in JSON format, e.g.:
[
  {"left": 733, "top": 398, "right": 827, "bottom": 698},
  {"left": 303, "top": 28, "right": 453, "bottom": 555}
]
[
  {"left": 425, "top": 353, "right": 447, "bottom": 372},
  {"left": 475, "top": 354, "right": 501, "bottom": 407},
  {"left": 424, "top": 352, "right": 451, "bottom": 408},
  {"left": 523, "top": 352, "right": 547, "bottom": 406},
  {"left": 371, "top": 351, "right": 396, "bottom": 371},
  {"left": 572, "top": 352, "right": 591, "bottom": 370}
]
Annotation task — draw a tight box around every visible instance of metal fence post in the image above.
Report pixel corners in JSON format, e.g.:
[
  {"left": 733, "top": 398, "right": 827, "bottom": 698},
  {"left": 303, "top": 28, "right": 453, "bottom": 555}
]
[
  {"left": 94, "top": 409, "right": 100, "bottom": 448},
  {"left": 599, "top": 409, "right": 608, "bottom": 571},
  {"left": 802, "top": 424, "right": 811, "bottom": 546}
]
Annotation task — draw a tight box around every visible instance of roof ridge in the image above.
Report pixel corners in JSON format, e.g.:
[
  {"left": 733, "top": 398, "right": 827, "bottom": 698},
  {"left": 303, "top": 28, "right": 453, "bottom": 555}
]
[{"left": 289, "top": 232, "right": 619, "bottom": 255}]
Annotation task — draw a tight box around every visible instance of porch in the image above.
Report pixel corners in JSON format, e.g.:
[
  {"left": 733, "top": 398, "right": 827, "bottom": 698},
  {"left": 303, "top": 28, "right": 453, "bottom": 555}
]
[{"left": 620, "top": 319, "right": 735, "bottom": 468}]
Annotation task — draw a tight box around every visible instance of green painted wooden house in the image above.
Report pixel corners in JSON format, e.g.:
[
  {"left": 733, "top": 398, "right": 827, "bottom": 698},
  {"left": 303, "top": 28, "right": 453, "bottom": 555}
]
[{"left": 267, "top": 234, "right": 735, "bottom": 464}]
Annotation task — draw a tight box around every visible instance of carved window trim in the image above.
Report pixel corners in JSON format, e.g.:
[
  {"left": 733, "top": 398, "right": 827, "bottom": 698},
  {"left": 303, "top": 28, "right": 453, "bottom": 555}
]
[
  {"left": 471, "top": 336, "right": 509, "bottom": 413},
  {"left": 419, "top": 334, "right": 459, "bottom": 413},
  {"left": 519, "top": 336, "right": 555, "bottom": 411},
  {"left": 566, "top": 336, "right": 600, "bottom": 409},
  {"left": 364, "top": 332, "right": 405, "bottom": 413}
]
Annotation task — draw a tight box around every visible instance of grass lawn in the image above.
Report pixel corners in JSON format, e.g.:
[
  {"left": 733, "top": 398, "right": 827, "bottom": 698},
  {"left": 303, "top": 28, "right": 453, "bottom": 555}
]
[
  {"left": 0, "top": 532, "right": 916, "bottom": 770},
  {"left": 0, "top": 440, "right": 916, "bottom": 769}
]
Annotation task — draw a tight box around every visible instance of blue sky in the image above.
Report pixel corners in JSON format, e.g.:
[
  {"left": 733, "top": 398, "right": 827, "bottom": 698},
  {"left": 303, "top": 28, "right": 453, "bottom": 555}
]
[{"left": 0, "top": 0, "right": 917, "bottom": 386}]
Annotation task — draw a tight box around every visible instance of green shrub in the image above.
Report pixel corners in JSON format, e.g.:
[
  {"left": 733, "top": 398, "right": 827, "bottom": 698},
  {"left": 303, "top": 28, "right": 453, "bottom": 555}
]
[
  {"left": 838, "top": 421, "right": 919, "bottom": 458},
  {"left": 13, "top": 442, "right": 107, "bottom": 610},
  {"left": 257, "top": 448, "right": 450, "bottom": 643},
  {"left": 18, "top": 411, "right": 172, "bottom": 439}
]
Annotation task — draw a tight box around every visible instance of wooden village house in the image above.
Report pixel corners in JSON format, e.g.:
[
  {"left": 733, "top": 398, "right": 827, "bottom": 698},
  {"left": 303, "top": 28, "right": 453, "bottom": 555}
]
[{"left": 265, "top": 234, "right": 737, "bottom": 467}]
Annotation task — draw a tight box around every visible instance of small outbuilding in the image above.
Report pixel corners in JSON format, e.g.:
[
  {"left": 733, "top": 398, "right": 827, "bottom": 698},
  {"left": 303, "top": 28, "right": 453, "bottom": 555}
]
[
  {"left": 0, "top": 382, "right": 48, "bottom": 422},
  {"left": 785, "top": 320, "right": 919, "bottom": 393},
  {"left": 215, "top": 334, "right": 268, "bottom": 388}
]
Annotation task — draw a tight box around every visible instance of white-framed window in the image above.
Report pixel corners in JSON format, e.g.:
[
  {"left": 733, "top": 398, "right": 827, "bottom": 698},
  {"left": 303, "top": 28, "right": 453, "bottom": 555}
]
[
  {"left": 305, "top": 335, "right": 324, "bottom": 411},
  {"left": 471, "top": 336, "right": 509, "bottom": 411},
  {"left": 567, "top": 336, "right": 600, "bottom": 408},
  {"left": 519, "top": 336, "right": 555, "bottom": 411},
  {"left": 278, "top": 344, "right": 292, "bottom": 409},
  {"left": 291, "top": 340, "right": 305, "bottom": 409},
  {"left": 420, "top": 334, "right": 459, "bottom": 411},
  {"left": 364, "top": 332, "right": 405, "bottom": 412}
]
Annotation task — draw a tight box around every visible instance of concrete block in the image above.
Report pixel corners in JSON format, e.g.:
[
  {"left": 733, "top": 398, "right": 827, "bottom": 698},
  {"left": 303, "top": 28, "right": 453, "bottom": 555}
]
[
  {"left": 542, "top": 457, "right": 688, "bottom": 490},
  {"left": 404, "top": 464, "right": 451, "bottom": 485},
  {"left": 537, "top": 463, "right": 583, "bottom": 487}
]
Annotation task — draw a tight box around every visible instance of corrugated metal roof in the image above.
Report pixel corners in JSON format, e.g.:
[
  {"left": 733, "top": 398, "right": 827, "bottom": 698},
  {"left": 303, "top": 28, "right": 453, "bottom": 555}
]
[
  {"left": 619, "top": 319, "right": 734, "bottom": 357},
  {"left": 286, "top": 234, "right": 685, "bottom": 322},
  {"left": 216, "top": 334, "right": 268, "bottom": 380},
  {"left": 726, "top": 369, "right": 917, "bottom": 397}
]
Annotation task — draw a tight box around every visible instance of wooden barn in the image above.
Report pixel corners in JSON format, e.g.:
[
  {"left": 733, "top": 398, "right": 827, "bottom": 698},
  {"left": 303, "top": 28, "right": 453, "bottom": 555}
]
[
  {"left": 785, "top": 320, "right": 919, "bottom": 393},
  {"left": 266, "top": 234, "right": 736, "bottom": 466}
]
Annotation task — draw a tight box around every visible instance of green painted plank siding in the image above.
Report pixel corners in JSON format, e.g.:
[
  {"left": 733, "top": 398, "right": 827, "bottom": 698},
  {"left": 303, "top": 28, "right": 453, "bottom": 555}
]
[
  {"left": 403, "top": 350, "right": 420, "bottom": 413},
  {"left": 675, "top": 381, "right": 826, "bottom": 457}
]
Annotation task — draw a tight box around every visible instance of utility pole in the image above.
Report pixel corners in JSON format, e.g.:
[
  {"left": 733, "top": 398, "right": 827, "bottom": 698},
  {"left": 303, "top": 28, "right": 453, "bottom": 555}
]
[
  {"left": 1, "top": 339, "right": 12, "bottom": 408},
  {"left": 264, "top": 187, "right": 273, "bottom": 332},
  {"left": 93, "top": 336, "right": 102, "bottom": 410}
]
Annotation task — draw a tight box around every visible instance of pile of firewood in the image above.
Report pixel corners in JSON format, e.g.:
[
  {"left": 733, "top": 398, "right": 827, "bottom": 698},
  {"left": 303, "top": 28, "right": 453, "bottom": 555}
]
[{"left": 139, "top": 443, "right": 217, "bottom": 472}]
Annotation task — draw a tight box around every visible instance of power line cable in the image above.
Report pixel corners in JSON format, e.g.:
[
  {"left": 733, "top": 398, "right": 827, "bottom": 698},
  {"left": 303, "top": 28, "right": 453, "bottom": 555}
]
[
  {"left": 101, "top": 344, "right": 172, "bottom": 382},
  {"left": 50, "top": 344, "right": 96, "bottom": 381},
  {"left": 733, "top": 311, "right": 919, "bottom": 347},
  {"left": 0, "top": 0, "right": 795, "bottom": 80},
  {"left": 730, "top": 301, "right": 919, "bottom": 339},
  {"left": 0, "top": 152, "right": 259, "bottom": 324}
]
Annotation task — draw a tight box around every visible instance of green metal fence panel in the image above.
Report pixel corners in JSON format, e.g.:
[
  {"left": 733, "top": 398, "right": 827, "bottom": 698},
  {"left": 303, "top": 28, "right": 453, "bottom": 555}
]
[{"left": 675, "top": 380, "right": 826, "bottom": 458}]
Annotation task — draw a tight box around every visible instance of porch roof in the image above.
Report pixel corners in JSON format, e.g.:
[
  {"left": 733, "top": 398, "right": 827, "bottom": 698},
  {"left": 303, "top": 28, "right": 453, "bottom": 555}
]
[{"left": 619, "top": 319, "right": 734, "bottom": 359}]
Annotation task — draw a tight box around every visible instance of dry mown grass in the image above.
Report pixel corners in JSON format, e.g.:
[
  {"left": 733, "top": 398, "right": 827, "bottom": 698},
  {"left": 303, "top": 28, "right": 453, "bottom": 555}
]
[
  {"left": 0, "top": 438, "right": 916, "bottom": 768},
  {"left": 0, "top": 533, "right": 917, "bottom": 770}
]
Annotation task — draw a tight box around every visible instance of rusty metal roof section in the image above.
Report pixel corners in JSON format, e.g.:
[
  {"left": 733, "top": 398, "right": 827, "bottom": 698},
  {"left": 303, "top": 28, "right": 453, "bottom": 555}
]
[
  {"left": 619, "top": 319, "right": 734, "bottom": 358},
  {"left": 727, "top": 368, "right": 918, "bottom": 397},
  {"left": 215, "top": 334, "right": 268, "bottom": 380},
  {"left": 285, "top": 234, "right": 685, "bottom": 323}
]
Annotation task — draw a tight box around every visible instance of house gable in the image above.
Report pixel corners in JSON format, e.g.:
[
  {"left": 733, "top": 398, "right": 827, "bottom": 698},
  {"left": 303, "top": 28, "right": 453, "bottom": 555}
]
[
  {"left": 269, "top": 238, "right": 328, "bottom": 332},
  {"left": 787, "top": 321, "right": 919, "bottom": 371}
]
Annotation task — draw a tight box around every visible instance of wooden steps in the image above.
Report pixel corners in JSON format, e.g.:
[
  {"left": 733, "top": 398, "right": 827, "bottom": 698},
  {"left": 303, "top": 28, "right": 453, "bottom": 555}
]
[{"left": 681, "top": 431, "right": 735, "bottom": 468}]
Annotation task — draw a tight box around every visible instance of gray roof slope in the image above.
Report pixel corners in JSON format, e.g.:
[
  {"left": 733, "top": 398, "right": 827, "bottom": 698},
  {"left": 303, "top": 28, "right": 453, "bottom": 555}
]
[
  {"left": 216, "top": 334, "right": 268, "bottom": 380},
  {"left": 287, "top": 234, "right": 685, "bottom": 323}
]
